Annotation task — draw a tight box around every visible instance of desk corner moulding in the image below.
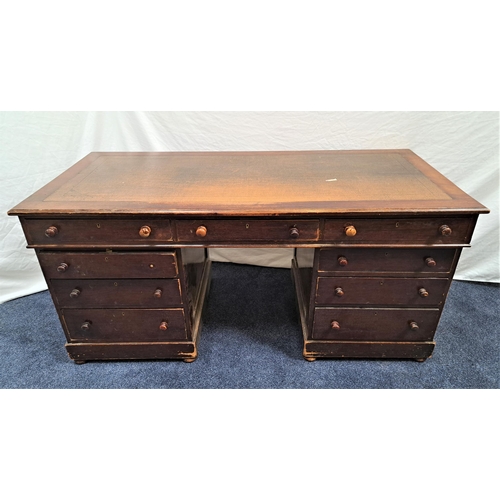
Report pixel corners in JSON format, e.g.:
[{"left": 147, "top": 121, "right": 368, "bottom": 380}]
[{"left": 8, "top": 150, "right": 489, "bottom": 364}]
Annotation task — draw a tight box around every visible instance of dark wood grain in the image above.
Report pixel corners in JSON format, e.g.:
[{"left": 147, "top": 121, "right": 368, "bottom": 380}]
[
  {"left": 66, "top": 341, "right": 197, "bottom": 361},
  {"left": 51, "top": 279, "right": 182, "bottom": 308},
  {"left": 311, "top": 307, "right": 441, "bottom": 341},
  {"left": 315, "top": 277, "right": 449, "bottom": 306},
  {"left": 22, "top": 217, "right": 172, "bottom": 246},
  {"left": 323, "top": 216, "right": 475, "bottom": 244},
  {"left": 294, "top": 249, "right": 315, "bottom": 323},
  {"left": 62, "top": 308, "right": 187, "bottom": 342},
  {"left": 318, "top": 248, "right": 457, "bottom": 275},
  {"left": 303, "top": 340, "right": 435, "bottom": 360},
  {"left": 176, "top": 219, "right": 320, "bottom": 242},
  {"left": 38, "top": 251, "right": 178, "bottom": 279},
  {"left": 179, "top": 247, "right": 207, "bottom": 320}
]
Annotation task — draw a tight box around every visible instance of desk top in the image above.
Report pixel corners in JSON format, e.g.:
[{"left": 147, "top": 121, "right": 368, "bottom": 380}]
[{"left": 9, "top": 150, "right": 488, "bottom": 216}]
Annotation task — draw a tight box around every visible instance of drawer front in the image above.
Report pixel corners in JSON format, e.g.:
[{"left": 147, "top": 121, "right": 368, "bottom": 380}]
[
  {"left": 63, "top": 308, "right": 187, "bottom": 342},
  {"left": 23, "top": 218, "right": 172, "bottom": 245},
  {"left": 318, "top": 248, "right": 457, "bottom": 274},
  {"left": 38, "top": 252, "right": 178, "bottom": 279},
  {"left": 323, "top": 217, "right": 474, "bottom": 244},
  {"left": 176, "top": 219, "right": 320, "bottom": 242},
  {"left": 316, "top": 277, "right": 449, "bottom": 306},
  {"left": 52, "top": 279, "right": 182, "bottom": 308},
  {"left": 312, "top": 307, "right": 441, "bottom": 341}
]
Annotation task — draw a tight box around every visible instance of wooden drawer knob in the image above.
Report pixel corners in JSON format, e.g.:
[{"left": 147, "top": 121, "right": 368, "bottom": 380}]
[
  {"left": 45, "top": 226, "right": 58, "bottom": 237},
  {"left": 154, "top": 288, "right": 162, "bottom": 298},
  {"left": 81, "top": 321, "right": 91, "bottom": 331},
  {"left": 344, "top": 225, "right": 357, "bottom": 237},
  {"left": 335, "top": 287, "right": 344, "bottom": 297},
  {"left": 196, "top": 225, "right": 207, "bottom": 237},
  {"left": 418, "top": 288, "right": 429, "bottom": 297},
  {"left": 409, "top": 321, "right": 419, "bottom": 330},
  {"left": 70, "top": 288, "right": 81, "bottom": 298},
  {"left": 57, "top": 262, "right": 69, "bottom": 273},
  {"left": 439, "top": 225, "right": 452, "bottom": 236},
  {"left": 331, "top": 320, "right": 340, "bottom": 329},
  {"left": 159, "top": 321, "right": 168, "bottom": 331},
  {"left": 338, "top": 256, "right": 348, "bottom": 266},
  {"left": 139, "top": 225, "right": 152, "bottom": 238},
  {"left": 289, "top": 227, "right": 300, "bottom": 238},
  {"left": 425, "top": 257, "right": 436, "bottom": 267}
]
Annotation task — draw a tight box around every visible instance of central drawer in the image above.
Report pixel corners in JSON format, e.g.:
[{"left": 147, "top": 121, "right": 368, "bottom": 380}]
[
  {"left": 312, "top": 307, "right": 441, "bottom": 341},
  {"left": 176, "top": 219, "right": 320, "bottom": 242},
  {"left": 63, "top": 308, "right": 187, "bottom": 342},
  {"left": 38, "top": 251, "right": 178, "bottom": 279},
  {"left": 52, "top": 279, "right": 182, "bottom": 308},
  {"left": 316, "top": 277, "right": 449, "bottom": 306}
]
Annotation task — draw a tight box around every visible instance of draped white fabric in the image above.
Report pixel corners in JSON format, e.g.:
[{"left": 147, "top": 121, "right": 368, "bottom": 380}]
[{"left": 1, "top": 111, "right": 498, "bottom": 303}]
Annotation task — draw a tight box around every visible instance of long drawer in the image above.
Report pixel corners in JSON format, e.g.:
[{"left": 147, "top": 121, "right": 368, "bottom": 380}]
[
  {"left": 315, "top": 277, "right": 449, "bottom": 306},
  {"left": 323, "top": 217, "right": 474, "bottom": 244},
  {"left": 318, "top": 248, "right": 457, "bottom": 275},
  {"left": 22, "top": 218, "right": 172, "bottom": 245},
  {"left": 38, "top": 252, "right": 178, "bottom": 279},
  {"left": 51, "top": 279, "right": 182, "bottom": 308},
  {"left": 63, "top": 308, "right": 187, "bottom": 342},
  {"left": 176, "top": 219, "right": 320, "bottom": 242},
  {"left": 312, "top": 307, "right": 441, "bottom": 341}
]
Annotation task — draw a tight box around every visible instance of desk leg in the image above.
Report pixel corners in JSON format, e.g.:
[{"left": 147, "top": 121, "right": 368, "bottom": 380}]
[{"left": 291, "top": 256, "right": 315, "bottom": 361}]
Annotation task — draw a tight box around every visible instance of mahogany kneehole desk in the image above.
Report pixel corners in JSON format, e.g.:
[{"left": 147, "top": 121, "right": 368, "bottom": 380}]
[{"left": 8, "top": 150, "right": 488, "bottom": 364}]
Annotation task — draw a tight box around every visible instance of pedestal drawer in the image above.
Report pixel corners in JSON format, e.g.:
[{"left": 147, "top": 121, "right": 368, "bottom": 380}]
[
  {"left": 318, "top": 248, "right": 457, "bottom": 275},
  {"left": 316, "top": 277, "right": 449, "bottom": 306},
  {"left": 63, "top": 308, "right": 187, "bottom": 342},
  {"left": 38, "top": 252, "right": 178, "bottom": 279},
  {"left": 22, "top": 218, "right": 172, "bottom": 246},
  {"left": 312, "top": 307, "right": 441, "bottom": 341},
  {"left": 52, "top": 279, "right": 182, "bottom": 308}
]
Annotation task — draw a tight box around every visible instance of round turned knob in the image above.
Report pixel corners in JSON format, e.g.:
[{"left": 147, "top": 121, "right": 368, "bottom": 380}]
[
  {"left": 439, "top": 225, "right": 452, "bottom": 236},
  {"left": 338, "top": 256, "right": 348, "bottom": 267},
  {"left": 139, "top": 225, "right": 152, "bottom": 238},
  {"left": 70, "top": 288, "right": 81, "bottom": 298},
  {"left": 418, "top": 288, "right": 429, "bottom": 298},
  {"left": 81, "top": 321, "right": 91, "bottom": 331},
  {"left": 57, "top": 262, "right": 69, "bottom": 273},
  {"left": 331, "top": 320, "right": 340, "bottom": 329},
  {"left": 154, "top": 288, "right": 162, "bottom": 298},
  {"left": 45, "top": 226, "right": 58, "bottom": 237},
  {"left": 409, "top": 321, "right": 419, "bottom": 330},
  {"left": 425, "top": 257, "right": 436, "bottom": 267},
  {"left": 196, "top": 225, "right": 207, "bottom": 237},
  {"left": 159, "top": 321, "right": 168, "bottom": 331},
  {"left": 344, "top": 225, "right": 357, "bottom": 237},
  {"left": 289, "top": 227, "right": 300, "bottom": 238},
  {"left": 335, "top": 287, "right": 344, "bottom": 297}
]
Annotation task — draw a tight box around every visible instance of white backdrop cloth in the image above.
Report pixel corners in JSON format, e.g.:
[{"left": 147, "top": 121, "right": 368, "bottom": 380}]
[{"left": 1, "top": 111, "right": 498, "bottom": 303}]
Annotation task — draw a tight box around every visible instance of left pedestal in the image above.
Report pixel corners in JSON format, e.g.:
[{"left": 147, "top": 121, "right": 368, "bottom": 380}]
[{"left": 19, "top": 217, "right": 211, "bottom": 363}]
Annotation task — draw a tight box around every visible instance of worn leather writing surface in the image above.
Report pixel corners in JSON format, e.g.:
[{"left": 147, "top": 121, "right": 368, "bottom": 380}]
[{"left": 9, "top": 150, "right": 488, "bottom": 215}]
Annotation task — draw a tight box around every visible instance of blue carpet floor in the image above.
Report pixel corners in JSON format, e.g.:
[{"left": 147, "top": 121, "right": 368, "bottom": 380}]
[{"left": 0, "top": 262, "right": 498, "bottom": 388}]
